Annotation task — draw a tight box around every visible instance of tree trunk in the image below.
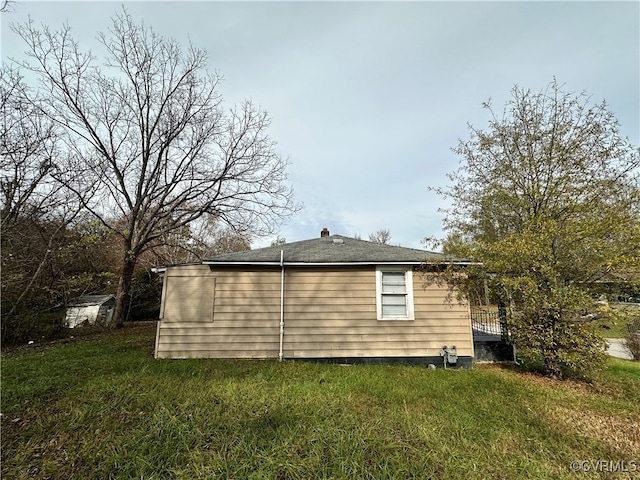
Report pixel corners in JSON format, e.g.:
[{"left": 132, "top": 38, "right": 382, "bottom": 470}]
[
  {"left": 112, "top": 255, "right": 137, "bottom": 328},
  {"left": 542, "top": 323, "right": 562, "bottom": 378},
  {"left": 543, "top": 354, "right": 562, "bottom": 379}
]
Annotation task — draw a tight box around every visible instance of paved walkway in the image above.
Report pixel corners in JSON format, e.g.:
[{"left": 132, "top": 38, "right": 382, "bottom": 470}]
[{"left": 605, "top": 339, "right": 633, "bottom": 360}]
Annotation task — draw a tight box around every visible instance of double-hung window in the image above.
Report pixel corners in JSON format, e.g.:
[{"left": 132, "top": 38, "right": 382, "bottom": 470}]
[{"left": 376, "top": 268, "right": 414, "bottom": 320}]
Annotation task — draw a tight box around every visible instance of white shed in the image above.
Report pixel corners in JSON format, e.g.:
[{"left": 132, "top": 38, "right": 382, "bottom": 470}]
[{"left": 64, "top": 295, "right": 116, "bottom": 328}]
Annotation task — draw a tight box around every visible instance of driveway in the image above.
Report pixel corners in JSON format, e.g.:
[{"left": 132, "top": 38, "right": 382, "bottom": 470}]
[{"left": 605, "top": 338, "right": 633, "bottom": 360}]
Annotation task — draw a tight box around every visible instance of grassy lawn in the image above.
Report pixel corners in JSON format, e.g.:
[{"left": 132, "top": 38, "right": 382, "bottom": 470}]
[
  {"left": 597, "top": 316, "right": 634, "bottom": 339},
  {"left": 2, "top": 324, "right": 639, "bottom": 480}
]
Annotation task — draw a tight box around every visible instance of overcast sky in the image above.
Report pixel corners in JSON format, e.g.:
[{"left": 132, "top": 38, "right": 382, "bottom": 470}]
[{"left": 2, "top": 1, "right": 638, "bottom": 249}]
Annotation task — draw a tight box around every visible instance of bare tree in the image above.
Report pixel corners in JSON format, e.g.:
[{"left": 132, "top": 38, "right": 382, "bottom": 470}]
[
  {"left": 1, "top": 0, "right": 13, "bottom": 13},
  {"left": 13, "top": 10, "right": 298, "bottom": 326},
  {"left": 207, "top": 226, "right": 251, "bottom": 256},
  {"left": 1, "top": 67, "right": 85, "bottom": 318},
  {"left": 369, "top": 229, "right": 391, "bottom": 244},
  {"left": 1, "top": 67, "right": 57, "bottom": 227},
  {"left": 143, "top": 218, "right": 251, "bottom": 266},
  {"left": 270, "top": 236, "right": 287, "bottom": 247}
]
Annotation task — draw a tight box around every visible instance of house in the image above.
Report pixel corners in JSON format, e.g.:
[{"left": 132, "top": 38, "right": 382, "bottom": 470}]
[
  {"left": 154, "top": 228, "right": 474, "bottom": 367},
  {"left": 64, "top": 294, "right": 116, "bottom": 328}
]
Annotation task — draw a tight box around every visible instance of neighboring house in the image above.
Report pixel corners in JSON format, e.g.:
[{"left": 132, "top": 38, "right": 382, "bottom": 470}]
[
  {"left": 154, "top": 229, "right": 475, "bottom": 367},
  {"left": 64, "top": 294, "right": 116, "bottom": 328}
]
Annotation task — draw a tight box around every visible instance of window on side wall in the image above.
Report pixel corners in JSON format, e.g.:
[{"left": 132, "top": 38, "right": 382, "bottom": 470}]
[{"left": 376, "top": 268, "right": 415, "bottom": 321}]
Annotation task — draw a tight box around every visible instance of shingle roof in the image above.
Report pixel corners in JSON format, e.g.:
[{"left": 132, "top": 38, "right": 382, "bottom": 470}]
[{"left": 203, "top": 234, "right": 462, "bottom": 265}]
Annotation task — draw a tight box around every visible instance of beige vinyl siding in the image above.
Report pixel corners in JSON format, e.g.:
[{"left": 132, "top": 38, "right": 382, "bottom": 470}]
[
  {"left": 281, "top": 267, "right": 472, "bottom": 359},
  {"left": 155, "top": 265, "right": 281, "bottom": 359},
  {"left": 155, "top": 265, "right": 473, "bottom": 359},
  {"left": 413, "top": 274, "right": 473, "bottom": 356},
  {"left": 162, "top": 277, "right": 216, "bottom": 322}
]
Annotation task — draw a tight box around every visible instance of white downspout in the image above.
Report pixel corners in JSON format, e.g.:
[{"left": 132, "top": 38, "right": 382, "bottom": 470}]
[{"left": 278, "top": 249, "right": 285, "bottom": 361}]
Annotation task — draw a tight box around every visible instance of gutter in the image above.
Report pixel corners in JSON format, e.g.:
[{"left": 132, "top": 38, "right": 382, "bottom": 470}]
[{"left": 202, "top": 261, "right": 481, "bottom": 267}]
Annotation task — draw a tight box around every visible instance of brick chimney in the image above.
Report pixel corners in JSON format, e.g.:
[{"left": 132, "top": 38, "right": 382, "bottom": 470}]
[{"left": 320, "top": 227, "right": 330, "bottom": 238}]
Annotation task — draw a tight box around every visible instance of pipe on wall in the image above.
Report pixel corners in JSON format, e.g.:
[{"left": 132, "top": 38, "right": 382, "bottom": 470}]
[{"left": 279, "top": 249, "right": 285, "bottom": 361}]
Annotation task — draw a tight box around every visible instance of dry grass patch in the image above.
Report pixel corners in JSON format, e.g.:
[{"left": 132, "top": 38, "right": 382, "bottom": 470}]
[{"left": 550, "top": 406, "right": 640, "bottom": 458}]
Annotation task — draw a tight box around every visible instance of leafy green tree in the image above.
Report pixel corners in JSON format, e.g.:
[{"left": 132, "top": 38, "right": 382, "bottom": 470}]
[
  {"left": 435, "top": 80, "right": 640, "bottom": 378},
  {"left": 0, "top": 214, "right": 119, "bottom": 345}
]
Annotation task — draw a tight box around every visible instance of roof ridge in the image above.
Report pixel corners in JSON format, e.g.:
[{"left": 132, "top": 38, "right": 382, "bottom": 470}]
[{"left": 202, "top": 233, "right": 457, "bottom": 264}]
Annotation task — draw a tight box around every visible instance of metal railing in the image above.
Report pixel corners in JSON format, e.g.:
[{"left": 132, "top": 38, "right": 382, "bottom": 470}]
[{"left": 471, "top": 306, "right": 509, "bottom": 341}]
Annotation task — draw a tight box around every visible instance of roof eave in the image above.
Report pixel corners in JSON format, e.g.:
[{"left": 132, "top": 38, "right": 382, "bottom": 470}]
[{"left": 202, "top": 260, "right": 477, "bottom": 267}]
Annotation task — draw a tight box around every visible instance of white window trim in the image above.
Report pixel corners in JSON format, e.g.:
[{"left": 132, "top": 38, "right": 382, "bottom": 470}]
[{"left": 375, "top": 267, "right": 415, "bottom": 321}]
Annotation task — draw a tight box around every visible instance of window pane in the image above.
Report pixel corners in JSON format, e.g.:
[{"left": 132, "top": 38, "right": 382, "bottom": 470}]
[
  {"left": 382, "top": 295, "right": 406, "bottom": 306},
  {"left": 381, "top": 293, "right": 407, "bottom": 317},
  {"left": 382, "top": 272, "right": 406, "bottom": 294},
  {"left": 382, "top": 284, "right": 406, "bottom": 294},
  {"left": 382, "top": 304, "right": 407, "bottom": 316},
  {"left": 382, "top": 272, "right": 405, "bottom": 284}
]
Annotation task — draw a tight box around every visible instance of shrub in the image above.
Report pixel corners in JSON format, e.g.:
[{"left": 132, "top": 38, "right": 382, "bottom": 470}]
[
  {"left": 1, "top": 310, "right": 67, "bottom": 347},
  {"left": 624, "top": 332, "right": 640, "bottom": 361}
]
